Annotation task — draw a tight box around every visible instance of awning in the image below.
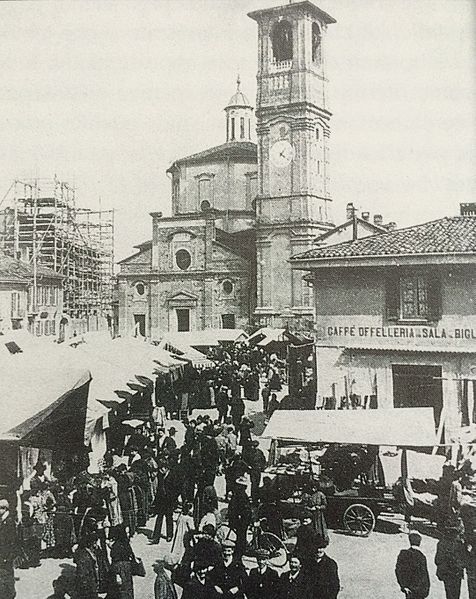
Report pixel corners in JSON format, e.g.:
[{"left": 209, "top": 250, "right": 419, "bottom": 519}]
[
  {"left": 247, "top": 328, "right": 311, "bottom": 348},
  {"left": 0, "top": 354, "right": 91, "bottom": 447},
  {"left": 159, "top": 329, "right": 248, "bottom": 350},
  {"left": 262, "top": 408, "right": 437, "bottom": 447}
]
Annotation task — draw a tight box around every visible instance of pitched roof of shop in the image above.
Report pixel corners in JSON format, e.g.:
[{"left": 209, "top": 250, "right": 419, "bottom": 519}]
[{"left": 292, "top": 216, "right": 476, "bottom": 262}]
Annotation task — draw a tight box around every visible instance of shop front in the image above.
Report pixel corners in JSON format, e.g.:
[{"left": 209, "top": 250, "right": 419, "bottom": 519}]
[{"left": 316, "top": 319, "right": 476, "bottom": 443}]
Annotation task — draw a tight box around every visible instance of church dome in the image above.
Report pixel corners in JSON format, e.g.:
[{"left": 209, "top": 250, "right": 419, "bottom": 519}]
[
  {"left": 226, "top": 76, "right": 252, "bottom": 108},
  {"left": 227, "top": 89, "right": 251, "bottom": 108}
]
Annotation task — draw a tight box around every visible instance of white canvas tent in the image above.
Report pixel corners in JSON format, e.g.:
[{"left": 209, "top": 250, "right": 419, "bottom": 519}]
[
  {"left": 262, "top": 408, "right": 437, "bottom": 447},
  {"left": 0, "top": 354, "right": 91, "bottom": 444}
]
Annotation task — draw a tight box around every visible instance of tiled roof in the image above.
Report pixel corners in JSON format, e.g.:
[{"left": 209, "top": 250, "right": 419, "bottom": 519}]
[
  {"left": 292, "top": 216, "right": 476, "bottom": 261},
  {"left": 0, "top": 252, "right": 62, "bottom": 282},
  {"left": 167, "top": 141, "right": 257, "bottom": 169}
]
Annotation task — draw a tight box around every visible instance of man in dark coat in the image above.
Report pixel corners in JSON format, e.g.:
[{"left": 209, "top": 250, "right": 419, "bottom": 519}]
[
  {"left": 151, "top": 463, "right": 176, "bottom": 543},
  {"left": 395, "top": 532, "right": 430, "bottom": 599},
  {"left": 209, "top": 540, "right": 247, "bottom": 599},
  {"left": 0, "top": 499, "right": 18, "bottom": 599},
  {"left": 227, "top": 476, "right": 252, "bottom": 556},
  {"left": 181, "top": 560, "right": 223, "bottom": 599},
  {"left": 192, "top": 524, "right": 223, "bottom": 570},
  {"left": 279, "top": 554, "right": 312, "bottom": 599},
  {"left": 312, "top": 538, "right": 340, "bottom": 599},
  {"left": 245, "top": 549, "right": 280, "bottom": 599},
  {"left": 156, "top": 427, "right": 176, "bottom": 463},
  {"left": 294, "top": 513, "right": 320, "bottom": 570},
  {"left": 242, "top": 440, "right": 267, "bottom": 504}
]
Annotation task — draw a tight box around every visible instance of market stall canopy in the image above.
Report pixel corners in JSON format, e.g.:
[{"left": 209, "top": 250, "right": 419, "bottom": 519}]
[
  {"left": 262, "top": 408, "right": 437, "bottom": 447},
  {"left": 159, "top": 329, "right": 248, "bottom": 351},
  {"left": 247, "top": 327, "right": 311, "bottom": 348},
  {"left": 156, "top": 336, "right": 214, "bottom": 367},
  {"left": 0, "top": 355, "right": 91, "bottom": 448}
]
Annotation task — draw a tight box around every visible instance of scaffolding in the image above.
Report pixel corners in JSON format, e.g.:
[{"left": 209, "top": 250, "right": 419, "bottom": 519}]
[{"left": 0, "top": 177, "right": 115, "bottom": 319}]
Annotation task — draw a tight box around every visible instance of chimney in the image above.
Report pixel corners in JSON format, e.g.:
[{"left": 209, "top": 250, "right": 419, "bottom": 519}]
[
  {"left": 386, "top": 221, "right": 397, "bottom": 231},
  {"left": 346, "top": 203, "right": 354, "bottom": 221},
  {"left": 361, "top": 211, "right": 370, "bottom": 222},
  {"left": 373, "top": 214, "right": 383, "bottom": 226},
  {"left": 460, "top": 203, "right": 476, "bottom": 216}
]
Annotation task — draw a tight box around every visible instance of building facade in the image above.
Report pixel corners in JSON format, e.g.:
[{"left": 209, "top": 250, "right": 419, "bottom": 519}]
[
  {"left": 118, "top": 1, "right": 346, "bottom": 336},
  {"left": 292, "top": 208, "right": 476, "bottom": 442},
  {"left": 117, "top": 79, "right": 257, "bottom": 338},
  {"left": 0, "top": 251, "right": 63, "bottom": 338}
]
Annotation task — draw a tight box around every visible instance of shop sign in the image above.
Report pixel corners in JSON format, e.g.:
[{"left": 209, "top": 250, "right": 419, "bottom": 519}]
[
  {"left": 325, "top": 325, "right": 476, "bottom": 340},
  {"left": 316, "top": 320, "right": 476, "bottom": 352}
]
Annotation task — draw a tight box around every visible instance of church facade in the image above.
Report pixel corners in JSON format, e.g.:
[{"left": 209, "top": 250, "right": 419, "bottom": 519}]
[{"left": 117, "top": 1, "right": 339, "bottom": 337}]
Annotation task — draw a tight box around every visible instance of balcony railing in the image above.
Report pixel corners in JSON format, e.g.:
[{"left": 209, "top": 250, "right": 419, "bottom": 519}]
[{"left": 269, "top": 59, "right": 292, "bottom": 73}]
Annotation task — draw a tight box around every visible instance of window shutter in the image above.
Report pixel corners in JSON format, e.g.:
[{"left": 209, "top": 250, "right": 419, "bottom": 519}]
[
  {"left": 427, "top": 275, "right": 442, "bottom": 321},
  {"left": 385, "top": 272, "right": 400, "bottom": 321}
]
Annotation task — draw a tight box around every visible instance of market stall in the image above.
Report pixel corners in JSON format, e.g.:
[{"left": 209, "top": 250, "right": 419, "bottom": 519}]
[
  {"left": 0, "top": 355, "right": 91, "bottom": 506},
  {"left": 261, "top": 408, "right": 439, "bottom": 535}
]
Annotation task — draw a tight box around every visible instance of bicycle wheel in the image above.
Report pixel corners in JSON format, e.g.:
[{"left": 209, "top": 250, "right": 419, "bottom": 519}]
[
  {"left": 258, "top": 531, "right": 288, "bottom": 568},
  {"left": 216, "top": 524, "right": 237, "bottom": 545}
]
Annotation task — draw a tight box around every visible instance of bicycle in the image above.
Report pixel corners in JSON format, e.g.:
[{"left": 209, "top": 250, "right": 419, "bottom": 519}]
[{"left": 216, "top": 517, "right": 288, "bottom": 568}]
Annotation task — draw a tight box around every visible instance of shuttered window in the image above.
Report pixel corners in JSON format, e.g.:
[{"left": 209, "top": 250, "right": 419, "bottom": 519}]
[{"left": 386, "top": 272, "right": 441, "bottom": 322}]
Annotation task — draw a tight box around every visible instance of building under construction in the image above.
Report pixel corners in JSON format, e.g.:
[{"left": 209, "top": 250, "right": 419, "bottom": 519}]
[{"left": 0, "top": 178, "right": 114, "bottom": 324}]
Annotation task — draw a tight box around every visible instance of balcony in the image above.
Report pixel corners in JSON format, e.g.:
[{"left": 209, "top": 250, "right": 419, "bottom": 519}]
[{"left": 269, "top": 59, "right": 292, "bottom": 73}]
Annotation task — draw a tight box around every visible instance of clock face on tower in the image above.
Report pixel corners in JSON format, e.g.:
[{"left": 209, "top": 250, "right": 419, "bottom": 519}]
[{"left": 270, "top": 139, "right": 295, "bottom": 168}]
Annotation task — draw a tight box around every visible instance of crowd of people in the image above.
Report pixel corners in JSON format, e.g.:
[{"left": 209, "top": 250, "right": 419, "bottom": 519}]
[
  {"left": 395, "top": 459, "right": 476, "bottom": 599},
  {"left": 1, "top": 337, "right": 474, "bottom": 599}
]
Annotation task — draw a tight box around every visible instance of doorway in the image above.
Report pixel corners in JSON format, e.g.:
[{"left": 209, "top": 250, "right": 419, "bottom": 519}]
[
  {"left": 133, "top": 314, "right": 146, "bottom": 337},
  {"left": 176, "top": 308, "right": 190, "bottom": 332},
  {"left": 392, "top": 364, "right": 443, "bottom": 426}
]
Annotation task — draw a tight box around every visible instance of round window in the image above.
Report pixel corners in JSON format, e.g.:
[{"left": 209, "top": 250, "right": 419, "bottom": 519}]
[
  {"left": 135, "top": 282, "right": 145, "bottom": 296},
  {"left": 222, "top": 280, "right": 233, "bottom": 295},
  {"left": 176, "top": 249, "right": 191, "bottom": 270}
]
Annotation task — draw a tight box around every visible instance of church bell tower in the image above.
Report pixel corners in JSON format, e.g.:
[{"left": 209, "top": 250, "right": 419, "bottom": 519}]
[{"left": 248, "top": 1, "right": 336, "bottom": 329}]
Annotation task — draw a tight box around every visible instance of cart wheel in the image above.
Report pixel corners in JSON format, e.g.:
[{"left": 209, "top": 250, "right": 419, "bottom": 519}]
[
  {"left": 216, "top": 524, "right": 237, "bottom": 545},
  {"left": 258, "top": 532, "right": 288, "bottom": 568},
  {"left": 343, "top": 503, "right": 376, "bottom": 536}
]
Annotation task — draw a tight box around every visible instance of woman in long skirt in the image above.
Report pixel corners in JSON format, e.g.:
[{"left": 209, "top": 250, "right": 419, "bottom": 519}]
[
  {"left": 301, "top": 482, "right": 329, "bottom": 543},
  {"left": 169, "top": 503, "right": 194, "bottom": 567}
]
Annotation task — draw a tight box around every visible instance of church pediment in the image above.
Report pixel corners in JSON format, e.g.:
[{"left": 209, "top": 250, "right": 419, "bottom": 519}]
[{"left": 166, "top": 291, "right": 198, "bottom": 307}]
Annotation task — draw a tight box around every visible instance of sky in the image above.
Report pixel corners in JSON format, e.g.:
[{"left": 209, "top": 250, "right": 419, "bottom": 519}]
[{"left": 0, "top": 0, "right": 474, "bottom": 262}]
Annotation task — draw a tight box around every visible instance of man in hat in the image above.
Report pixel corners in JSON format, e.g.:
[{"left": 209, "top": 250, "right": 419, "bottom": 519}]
[
  {"left": 279, "top": 554, "right": 312, "bottom": 599},
  {"left": 151, "top": 462, "right": 175, "bottom": 544},
  {"left": 245, "top": 549, "right": 280, "bottom": 599},
  {"left": 181, "top": 560, "right": 223, "bottom": 599},
  {"left": 192, "top": 524, "right": 223, "bottom": 570},
  {"left": 0, "top": 499, "right": 18, "bottom": 599},
  {"left": 395, "top": 531, "right": 430, "bottom": 599},
  {"left": 156, "top": 428, "right": 176, "bottom": 463},
  {"left": 210, "top": 540, "right": 247, "bottom": 599},
  {"left": 228, "top": 475, "right": 252, "bottom": 556},
  {"left": 311, "top": 537, "right": 340, "bottom": 599},
  {"left": 294, "top": 512, "right": 321, "bottom": 570},
  {"left": 434, "top": 526, "right": 466, "bottom": 599},
  {"left": 242, "top": 440, "right": 267, "bottom": 504}
]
